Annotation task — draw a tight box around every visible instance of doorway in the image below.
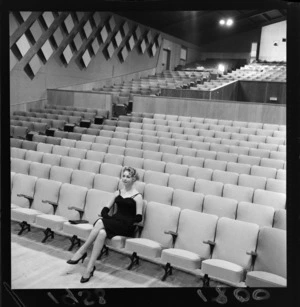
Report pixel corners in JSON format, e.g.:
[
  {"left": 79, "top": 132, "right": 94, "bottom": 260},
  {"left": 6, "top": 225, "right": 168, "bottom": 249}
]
[{"left": 162, "top": 49, "right": 171, "bottom": 71}]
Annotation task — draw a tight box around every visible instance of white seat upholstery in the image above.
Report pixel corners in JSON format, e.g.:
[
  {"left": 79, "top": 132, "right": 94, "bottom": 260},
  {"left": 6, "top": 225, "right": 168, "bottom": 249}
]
[
  {"left": 245, "top": 227, "right": 286, "bottom": 287},
  {"left": 11, "top": 178, "right": 62, "bottom": 224},
  {"left": 223, "top": 184, "right": 254, "bottom": 203},
  {"left": 236, "top": 201, "right": 274, "bottom": 228},
  {"left": 35, "top": 183, "right": 88, "bottom": 231},
  {"left": 161, "top": 210, "right": 218, "bottom": 271},
  {"left": 202, "top": 217, "right": 259, "bottom": 285},
  {"left": 168, "top": 174, "right": 195, "bottom": 192},
  {"left": 194, "top": 179, "right": 223, "bottom": 197},
  {"left": 63, "top": 189, "right": 115, "bottom": 240},
  {"left": 253, "top": 189, "right": 286, "bottom": 210},
  {"left": 125, "top": 201, "right": 180, "bottom": 258},
  {"left": 202, "top": 195, "right": 237, "bottom": 219},
  {"left": 144, "top": 170, "right": 169, "bottom": 187},
  {"left": 93, "top": 174, "right": 119, "bottom": 193},
  {"left": 144, "top": 184, "right": 173, "bottom": 206},
  {"left": 273, "top": 209, "right": 286, "bottom": 230},
  {"left": 238, "top": 174, "right": 266, "bottom": 190}
]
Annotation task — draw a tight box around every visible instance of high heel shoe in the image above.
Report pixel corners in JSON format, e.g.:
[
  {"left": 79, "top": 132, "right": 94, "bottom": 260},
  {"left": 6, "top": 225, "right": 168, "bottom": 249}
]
[
  {"left": 80, "top": 266, "right": 96, "bottom": 283},
  {"left": 66, "top": 252, "right": 87, "bottom": 265}
]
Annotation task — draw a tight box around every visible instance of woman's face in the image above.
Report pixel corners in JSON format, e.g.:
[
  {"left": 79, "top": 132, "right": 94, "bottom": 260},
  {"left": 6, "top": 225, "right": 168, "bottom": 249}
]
[{"left": 122, "top": 170, "right": 134, "bottom": 186}]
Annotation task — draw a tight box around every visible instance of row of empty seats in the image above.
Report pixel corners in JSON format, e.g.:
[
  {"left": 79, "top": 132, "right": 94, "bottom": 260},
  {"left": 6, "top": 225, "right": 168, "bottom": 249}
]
[
  {"left": 11, "top": 155, "right": 286, "bottom": 210},
  {"left": 11, "top": 174, "right": 286, "bottom": 287},
  {"left": 11, "top": 138, "right": 287, "bottom": 177}
]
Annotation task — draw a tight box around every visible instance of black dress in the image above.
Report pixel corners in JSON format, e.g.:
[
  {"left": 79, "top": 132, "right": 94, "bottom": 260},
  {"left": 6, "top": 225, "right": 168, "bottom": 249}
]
[{"left": 95, "top": 191, "right": 141, "bottom": 239}]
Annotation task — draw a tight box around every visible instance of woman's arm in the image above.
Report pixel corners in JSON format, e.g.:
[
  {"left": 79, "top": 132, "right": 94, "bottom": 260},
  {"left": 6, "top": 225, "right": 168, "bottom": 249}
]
[
  {"left": 135, "top": 194, "right": 143, "bottom": 215},
  {"left": 99, "top": 190, "right": 118, "bottom": 217}
]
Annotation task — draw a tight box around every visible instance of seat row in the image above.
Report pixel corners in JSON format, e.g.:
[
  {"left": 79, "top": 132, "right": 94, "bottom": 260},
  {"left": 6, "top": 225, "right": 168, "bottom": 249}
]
[
  {"left": 43, "top": 104, "right": 109, "bottom": 116},
  {"left": 10, "top": 174, "right": 286, "bottom": 287},
  {"left": 11, "top": 156, "right": 286, "bottom": 210},
  {"left": 130, "top": 112, "right": 286, "bottom": 130},
  {"left": 12, "top": 136, "right": 286, "bottom": 177},
  {"left": 33, "top": 131, "right": 287, "bottom": 163},
  {"left": 11, "top": 136, "right": 286, "bottom": 175}
]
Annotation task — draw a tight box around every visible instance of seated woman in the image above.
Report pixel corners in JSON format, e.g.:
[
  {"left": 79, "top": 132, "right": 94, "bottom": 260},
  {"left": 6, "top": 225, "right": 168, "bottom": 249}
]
[{"left": 67, "top": 166, "right": 143, "bottom": 283}]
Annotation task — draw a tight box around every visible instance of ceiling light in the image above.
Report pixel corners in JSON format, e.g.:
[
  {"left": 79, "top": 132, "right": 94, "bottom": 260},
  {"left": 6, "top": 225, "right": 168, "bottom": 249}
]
[
  {"left": 218, "top": 64, "right": 225, "bottom": 73},
  {"left": 226, "top": 18, "right": 233, "bottom": 26},
  {"left": 219, "top": 19, "right": 225, "bottom": 25}
]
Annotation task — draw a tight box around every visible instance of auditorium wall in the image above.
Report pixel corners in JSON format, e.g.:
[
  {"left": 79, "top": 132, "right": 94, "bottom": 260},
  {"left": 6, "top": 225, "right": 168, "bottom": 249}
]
[
  {"left": 10, "top": 11, "right": 203, "bottom": 112},
  {"left": 198, "top": 28, "right": 261, "bottom": 62}
]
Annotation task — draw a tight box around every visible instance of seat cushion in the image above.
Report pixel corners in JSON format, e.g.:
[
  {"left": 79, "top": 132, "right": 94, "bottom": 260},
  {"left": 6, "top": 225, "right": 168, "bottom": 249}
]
[
  {"left": 62, "top": 222, "right": 93, "bottom": 240},
  {"left": 246, "top": 271, "right": 287, "bottom": 287},
  {"left": 11, "top": 208, "right": 42, "bottom": 224},
  {"left": 125, "top": 238, "right": 163, "bottom": 258},
  {"left": 35, "top": 214, "right": 67, "bottom": 230},
  {"left": 201, "top": 259, "right": 245, "bottom": 284},
  {"left": 106, "top": 236, "right": 127, "bottom": 249},
  {"left": 11, "top": 203, "right": 21, "bottom": 210},
  {"left": 161, "top": 248, "right": 201, "bottom": 270}
]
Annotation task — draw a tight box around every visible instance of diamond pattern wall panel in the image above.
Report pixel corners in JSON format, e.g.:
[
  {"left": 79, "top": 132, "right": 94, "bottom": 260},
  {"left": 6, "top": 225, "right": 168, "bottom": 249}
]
[
  {"left": 91, "top": 37, "right": 100, "bottom": 55},
  {"left": 64, "top": 14, "right": 74, "bottom": 34},
  {"left": 82, "top": 49, "right": 92, "bottom": 67},
  {"left": 76, "top": 12, "right": 84, "bottom": 22},
  {"left": 120, "top": 46, "right": 128, "bottom": 62},
  {"left": 146, "top": 30, "right": 152, "bottom": 44},
  {"left": 150, "top": 43, "right": 157, "bottom": 57},
  {"left": 128, "top": 35, "right": 135, "bottom": 50},
  {"left": 135, "top": 26, "right": 142, "bottom": 40},
  {"left": 16, "top": 34, "right": 31, "bottom": 57},
  {"left": 100, "top": 26, "right": 108, "bottom": 43},
  {"left": 108, "top": 16, "right": 116, "bottom": 32},
  {"left": 93, "top": 12, "right": 101, "bottom": 27},
  {"left": 29, "top": 20, "right": 43, "bottom": 42},
  {"left": 83, "top": 20, "right": 93, "bottom": 39},
  {"left": 10, "top": 50, "right": 18, "bottom": 71},
  {"left": 9, "top": 13, "right": 19, "bottom": 36},
  {"left": 73, "top": 32, "right": 83, "bottom": 51},
  {"left": 42, "top": 12, "right": 55, "bottom": 28},
  {"left": 140, "top": 39, "right": 146, "bottom": 54},
  {"left": 107, "top": 41, "right": 115, "bottom": 58},
  {"left": 28, "top": 54, "right": 42, "bottom": 75},
  {"left": 53, "top": 27, "right": 64, "bottom": 47},
  {"left": 20, "top": 11, "right": 31, "bottom": 22},
  {"left": 123, "top": 21, "right": 129, "bottom": 36},
  {"left": 62, "top": 44, "right": 73, "bottom": 64},
  {"left": 41, "top": 40, "right": 53, "bottom": 60},
  {"left": 114, "top": 31, "right": 122, "bottom": 47}
]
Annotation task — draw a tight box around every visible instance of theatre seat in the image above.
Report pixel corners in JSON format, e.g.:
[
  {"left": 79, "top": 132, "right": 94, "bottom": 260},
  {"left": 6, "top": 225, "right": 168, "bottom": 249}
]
[
  {"left": 202, "top": 195, "right": 237, "bottom": 219},
  {"left": 125, "top": 201, "right": 180, "bottom": 266},
  {"left": 35, "top": 183, "right": 88, "bottom": 241},
  {"left": 93, "top": 173, "right": 119, "bottom": 193},
  {"left": 245, "top": 227, "right": 286, "bottom": 287},
  {"left": 11, "top": 173, "right": 38, "bottom": 209},
  {"left": 29, "top": 162, "right": 51, "bottom": 179},
  {"left": 171, "top": 189, "right": 204, "bottom": 211},
  {"left": 144, "top": 183, "right": 173, "bottom": 206},
  {"left": 253, "top": 189, "right": 286, "bottom": 210},
  {"left": 144, "top": 170, "right": 169, "bottom": 187},
  {"left": 273, "top": 209, "right": 286, "bottom": 230},
  {"left": 11, "top": 158, "right": 31, "bottom": 175},
  {"left": 11, "top": 178, "right": 62, "bottom": 234},
  {"left": 201, "top": 217, "right": 259, "bottom": 286},
  {"left": 62, "top": 189, "right": 115, "bottom": 248},
  {"left": 160, "top": 210, "right": 218, "bottom": 279},
  {"left": 236, "top": 201, "right": 274, "bottom": 228}
]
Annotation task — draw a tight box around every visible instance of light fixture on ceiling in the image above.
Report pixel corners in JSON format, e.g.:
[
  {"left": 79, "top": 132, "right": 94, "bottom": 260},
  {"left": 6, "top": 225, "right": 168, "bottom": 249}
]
[
  {"left": 219, "top": 18, "right": 234, "bottom": 27},
  {"left": 226, "top": 18, "right": 233, "bottom": 26}
]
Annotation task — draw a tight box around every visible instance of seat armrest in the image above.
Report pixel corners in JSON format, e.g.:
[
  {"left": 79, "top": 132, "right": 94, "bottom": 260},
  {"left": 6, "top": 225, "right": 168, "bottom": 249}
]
[
  {"left": 42, "top": 200, "right": 59, "bottom": 213},
  {"left": 68, "top": 205, "right": 84, "bottom": 219},
  {"left": 164, "top": 230, "right": 178, "bottom": 237},
  {"left": 247, "top": 250, "right": 258, "bottom": 269},
  {"left": 203, "top": 240, "right": 215, "bottom": 246},
  {"left": 17, "top": 194, "right": 33, "bottom": 201}
]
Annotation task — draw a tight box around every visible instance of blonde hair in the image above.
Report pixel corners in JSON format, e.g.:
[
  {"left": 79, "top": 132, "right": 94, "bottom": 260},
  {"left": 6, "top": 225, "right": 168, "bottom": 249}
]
[{"left": 122, "top": 166, "right": 140, "bottom": 182}]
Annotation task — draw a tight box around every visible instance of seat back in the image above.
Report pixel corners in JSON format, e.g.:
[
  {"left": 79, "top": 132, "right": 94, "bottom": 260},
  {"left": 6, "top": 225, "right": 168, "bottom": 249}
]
[
  {"left": 71, "top": 169, "right": 95, "bottom": 189},
  {"left": 168, "top": 174, "right": 195, "bottom": 192},
  {"left": 253, "top": 189, "right": 286, "bottom": 210},
  {"left": 55, "top": 183, "right": 88, "bottom": 219},
  {"left": 31, "top": 178, "right": 62, "bottom": 214},
  {"left": 144, "top": 183, "right": 173, "bottom": 206},
  {"left": 273, "top": 209, "right": 286, "bottom": 230},
  {"left": 93, "top": 174, "right": 120, "bottom": 193},
  {"left": 29, "top": 162, "right": 51, "bottom": 179},
  {"left": 172, "top": 189, "right": 204, "bottom": 211},
  {"left": 140, "top": 201, "right": 180, "bottom": 248},
  {"left": 11, "top": 174, "right": 37, "bottom": 207},
  {"left": 223, "top": 184, "right": 254, "bottom": 203},
  {"left": 49, "top": 166, "right": 73, "bottom": 183},
  {"left": 11, "top": 158, "right": 31, "bottom": 175},
  {"left": 236, "top": 201, "right": 274, "bottom": 228},
  {"left": 253, "top": 227, "right": 286, "bottom": 277},
  {"left": 83, "top": 189, "right": 115, "bottom": 224},
  {"left": 79, "top": 159, "right": 101, "bottom": 173},
  {"left": 175, "top": 210, "right": 218, "bottom": 257},
  {"left": 143, "top": 170, "right": 169, "bottom": 186},
  {"left": 42, "top": 153, "right": 61, "bottom": 166},
  {"left": 212, "top": 217, "right": 259, "bottom": 268},
  {"left": 194, "top": 179, "right": 223, "bottom": 197},
  {"left": 203, "top": 195, "right": 238, "bottom": 219}
]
